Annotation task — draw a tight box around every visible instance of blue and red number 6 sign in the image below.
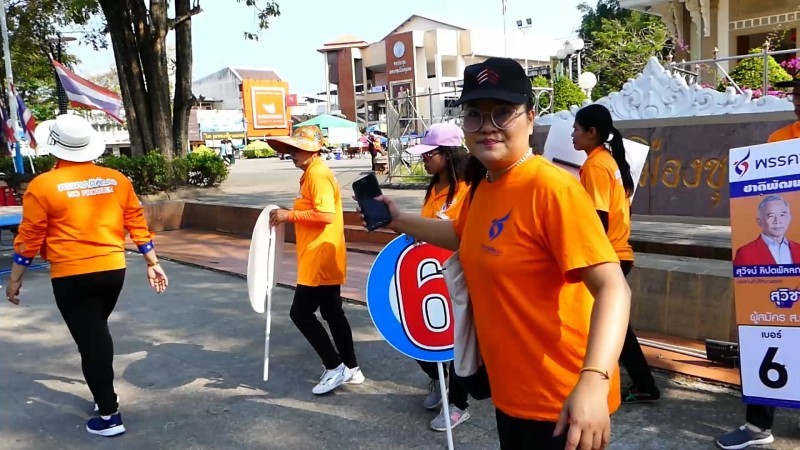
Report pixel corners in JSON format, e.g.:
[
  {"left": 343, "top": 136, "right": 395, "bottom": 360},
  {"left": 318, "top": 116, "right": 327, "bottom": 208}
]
[{"left": 367, "top": 234, "right": 455, "bottom": 362}]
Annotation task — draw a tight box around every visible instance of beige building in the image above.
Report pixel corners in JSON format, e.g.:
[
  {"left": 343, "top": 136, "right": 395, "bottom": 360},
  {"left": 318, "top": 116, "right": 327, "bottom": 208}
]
[{"left": 621, "top": 0, "right": 798, "bottom": 70}]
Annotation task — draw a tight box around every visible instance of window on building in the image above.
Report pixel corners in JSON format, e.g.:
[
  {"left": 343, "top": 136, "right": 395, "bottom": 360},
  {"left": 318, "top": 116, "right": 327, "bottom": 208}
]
[{"left": 736, "top": 28, "right": 797, "bottom": 63}]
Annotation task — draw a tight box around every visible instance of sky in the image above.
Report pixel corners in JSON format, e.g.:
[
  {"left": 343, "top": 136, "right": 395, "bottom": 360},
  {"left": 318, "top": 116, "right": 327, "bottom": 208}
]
[{"left": 65, "top": 0, "right": 586, "bottom": 95}]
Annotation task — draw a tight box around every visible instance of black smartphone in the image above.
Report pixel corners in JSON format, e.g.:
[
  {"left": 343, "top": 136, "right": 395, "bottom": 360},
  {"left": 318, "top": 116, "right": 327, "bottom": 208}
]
[{"left": 352, "top": 173, "right": 392, "bottom": 231}]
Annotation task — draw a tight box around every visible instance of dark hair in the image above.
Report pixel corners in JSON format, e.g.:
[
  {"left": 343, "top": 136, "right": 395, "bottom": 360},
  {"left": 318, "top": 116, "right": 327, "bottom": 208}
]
[
  {"left": 574, "top": 104, "right": 634, "bottom": 197},
  {"left": 424, "top": 145, "right": 469, "bottom": 207},
  {"left": 465, "top": 98, "right": 535, "bottom": 200}
]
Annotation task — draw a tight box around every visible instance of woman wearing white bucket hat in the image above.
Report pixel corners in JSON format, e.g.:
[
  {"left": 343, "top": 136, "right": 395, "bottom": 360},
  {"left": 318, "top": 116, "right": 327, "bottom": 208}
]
[{"left": 6, "top": 114, "right": 168, "bottom": 438}]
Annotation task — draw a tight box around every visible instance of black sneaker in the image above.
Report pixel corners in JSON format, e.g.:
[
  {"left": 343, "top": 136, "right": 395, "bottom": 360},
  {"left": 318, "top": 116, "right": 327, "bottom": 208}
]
[{"left": 621, "top": 384, "right": 660, "bottom": 404}]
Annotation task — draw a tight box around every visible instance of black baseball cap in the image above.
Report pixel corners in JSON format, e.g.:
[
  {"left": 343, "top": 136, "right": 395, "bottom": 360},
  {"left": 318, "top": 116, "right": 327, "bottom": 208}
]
[
  {"left": 775, "top": 74, "right": 800, "bottom": 89},
  {"left": 452, "top": 57, "right": 532, "bottom": 107}
]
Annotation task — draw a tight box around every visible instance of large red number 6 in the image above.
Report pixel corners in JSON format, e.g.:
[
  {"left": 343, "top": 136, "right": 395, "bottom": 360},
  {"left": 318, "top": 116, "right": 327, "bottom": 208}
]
[{"left": 394, "top": 244, "right": 454, "bottom": 351}]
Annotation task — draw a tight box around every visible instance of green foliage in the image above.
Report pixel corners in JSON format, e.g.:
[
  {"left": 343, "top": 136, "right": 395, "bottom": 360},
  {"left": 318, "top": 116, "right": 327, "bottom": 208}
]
[
  {"left": 553, "top": 76, "right": 587, "bottom": 112},
  {"left": 185, "top": 151, "right": 229, "bottom": 187},
  {"left": 0, "top": 149, "right": 230, "bottom": 195},
  {"left": 531, "top": 76, "right": 549, "bottom": 88},
  {"left": 242, "top": 147, "right": 277, "bottom": 158},
  {"left": 726, "top": 48, "right": 793, "bottom": 91},
  {"left": 0, "top": 0, "right": 100, "bottom": 127},
  {"left": 578, "top": 1, "right": 669, "bottom": 100}
]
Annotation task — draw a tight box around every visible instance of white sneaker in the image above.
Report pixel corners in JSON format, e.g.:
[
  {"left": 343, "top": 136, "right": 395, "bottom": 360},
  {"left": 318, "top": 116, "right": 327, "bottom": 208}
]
[
  {"left": 312, "top": 364, "right": 346, "bottom": 395},
  {"left": 93, "top": 395, "right": 120, "bottom": 413},
  {"left": 344, "top": 366, "right": 365, "bottom": 385}
]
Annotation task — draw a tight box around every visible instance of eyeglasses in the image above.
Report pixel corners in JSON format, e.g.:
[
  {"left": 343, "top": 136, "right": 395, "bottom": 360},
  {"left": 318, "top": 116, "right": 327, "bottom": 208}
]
[
  {"left": 458, "top": 105, "right": 525, "bottom": 132},
  {"left": 421, "top": 149, "right": 441, "bottom": 160}
]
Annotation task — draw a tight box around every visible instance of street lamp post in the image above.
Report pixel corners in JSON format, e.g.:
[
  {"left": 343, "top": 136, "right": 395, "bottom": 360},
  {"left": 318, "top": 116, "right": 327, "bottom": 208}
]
[
  {"left": 516, "top": 18, "right": 532, "bottom": 74},
  {"left": 47, "top": 33, "right": 77, "bottom": 116}
]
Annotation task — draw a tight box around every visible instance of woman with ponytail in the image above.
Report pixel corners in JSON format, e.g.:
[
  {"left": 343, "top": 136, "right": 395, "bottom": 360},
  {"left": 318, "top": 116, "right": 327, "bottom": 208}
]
[{"left": 572, "top": 103, "right": 661, "bottom": 404}]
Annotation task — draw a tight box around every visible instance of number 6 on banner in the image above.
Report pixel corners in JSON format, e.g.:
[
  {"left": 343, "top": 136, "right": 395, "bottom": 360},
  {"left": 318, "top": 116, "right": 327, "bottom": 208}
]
[
  {"left": 759, "top": 347, "right": 788, "bottom": 390},
  {"left": 395, "top": 244, "right": 454, "bottom": 351}
]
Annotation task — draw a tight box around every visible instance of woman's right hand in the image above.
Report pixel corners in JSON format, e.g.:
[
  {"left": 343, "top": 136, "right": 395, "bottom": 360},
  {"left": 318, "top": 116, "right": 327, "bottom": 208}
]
[{"left": 355, "top": 195, "right": 403, "bottom": 231}]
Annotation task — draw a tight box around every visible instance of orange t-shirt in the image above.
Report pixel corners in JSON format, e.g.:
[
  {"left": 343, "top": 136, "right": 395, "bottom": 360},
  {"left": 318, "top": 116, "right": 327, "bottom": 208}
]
[
  {"left": 579, "top": 146, "right": 634, "bottom": 262},
  {"left": 292, "top": 158, "right": 347, "bottom": 286},
  {"left": 454, "top": 155, "right": 621, "bottom": 421},
  {"left": 421, "top": 181, "right": 468, "bottom": 220},
  {"left": 768, "top": 121, "right": 800, "bottom": 143},
  {"left": 13, "top": 161, "right": 153, "bottom": 278}
]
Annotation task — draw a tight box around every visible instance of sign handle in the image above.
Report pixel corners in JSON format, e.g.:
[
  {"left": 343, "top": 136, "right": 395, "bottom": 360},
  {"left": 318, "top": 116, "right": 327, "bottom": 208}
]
[
  {"left": 263, "top": 222, "right": 278, "bottom": 382},
  {"left": 437, "top": 362, "right": 455, "bottom": 450}
]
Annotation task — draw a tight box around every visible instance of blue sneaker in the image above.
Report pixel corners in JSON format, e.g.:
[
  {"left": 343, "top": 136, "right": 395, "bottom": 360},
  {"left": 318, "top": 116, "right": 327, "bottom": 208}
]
[
  {"left": 716, "top": 424, "right": 773, "bottom": 449},
  {"left": 86, "top": 413, "right": 126, "bottom": 437}
]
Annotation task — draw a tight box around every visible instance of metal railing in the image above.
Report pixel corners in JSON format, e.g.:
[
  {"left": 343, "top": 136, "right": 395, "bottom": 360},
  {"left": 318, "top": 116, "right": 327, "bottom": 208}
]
[{"left": 667, "top": 42, "right": 799, "bottom": 94}]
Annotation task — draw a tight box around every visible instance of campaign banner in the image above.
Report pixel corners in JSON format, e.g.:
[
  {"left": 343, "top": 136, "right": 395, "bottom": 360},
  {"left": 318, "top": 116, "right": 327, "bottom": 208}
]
[
  {"left": 729, "top": 139, "right": 800, "bottom": 409},
  {"left": 366, "top": 234, "right": 455, "bottom": 363}
]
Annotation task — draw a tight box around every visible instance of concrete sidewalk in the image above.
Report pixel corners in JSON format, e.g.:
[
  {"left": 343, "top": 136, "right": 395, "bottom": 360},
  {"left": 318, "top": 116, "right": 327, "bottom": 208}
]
[{"left": 2, "top": 255, "right": 799, "bottom": 449}]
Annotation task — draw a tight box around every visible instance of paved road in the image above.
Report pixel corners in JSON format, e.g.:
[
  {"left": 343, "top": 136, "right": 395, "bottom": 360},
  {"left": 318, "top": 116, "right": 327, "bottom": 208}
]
[
  {"left": 2, "top": 255, "right": 799, "bottom": 449},
  {"left": 192, "top": 157, "right": 429, "bottom": 211}
]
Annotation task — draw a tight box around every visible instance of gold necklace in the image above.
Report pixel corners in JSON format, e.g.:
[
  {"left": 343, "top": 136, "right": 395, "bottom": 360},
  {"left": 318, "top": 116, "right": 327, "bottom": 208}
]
[{"left": 486, "top": 150, "right": 533, "bottom": 182}]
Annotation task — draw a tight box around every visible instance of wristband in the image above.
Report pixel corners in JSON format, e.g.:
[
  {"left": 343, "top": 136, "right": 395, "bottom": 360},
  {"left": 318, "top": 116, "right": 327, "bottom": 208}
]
[
  {"left": 147, "top": 260, "right": 159, "bottom": 267},
  {"left": 137, "top": 241, "right": 155, "bottom": 254},
  {"left": 579, "top": 367, "right": 610, "bottom": 380},
  {"left": 12, "top": 253, "right": 33, "bottom": 267}
]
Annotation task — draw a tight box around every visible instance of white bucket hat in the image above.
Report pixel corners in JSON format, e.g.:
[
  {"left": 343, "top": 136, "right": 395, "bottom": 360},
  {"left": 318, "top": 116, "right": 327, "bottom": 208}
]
[{"left": 34, "top": 115, "right": 106, "bottom": 162}]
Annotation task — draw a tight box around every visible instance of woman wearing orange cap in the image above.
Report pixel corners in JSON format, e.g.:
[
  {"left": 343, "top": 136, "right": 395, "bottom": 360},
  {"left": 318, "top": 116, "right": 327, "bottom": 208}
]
[{"left": 267, "top": 126, "right": 364, "bottom": 396}]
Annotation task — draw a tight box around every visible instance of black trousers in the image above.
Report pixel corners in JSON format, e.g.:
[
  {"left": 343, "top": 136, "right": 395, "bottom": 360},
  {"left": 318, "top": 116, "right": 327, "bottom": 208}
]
[
  {"left": 746, "top": 404, "right": 776, "bottom": 430},
  {"left": 52, "top": 269, "right": 126, "bottom": 416},
  {"left": 416, "top": 360, "right": 470, "bottom": 410},
  {"left": 495, "top": 409, "right": 568, "bottom": 450},
  {"left": 290, "top": 284, "right": 358, "bottom": 370},
  {"left": 618, "top": 261, "right": 658, "bottom": 392}
]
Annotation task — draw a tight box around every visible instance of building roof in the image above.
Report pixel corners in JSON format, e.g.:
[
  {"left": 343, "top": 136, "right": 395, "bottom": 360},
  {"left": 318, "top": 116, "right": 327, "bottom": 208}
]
[
  {"left": 193, "top": 67, "right": 281, "bottom": 84},
  {"left": 318, "top": 34, "right": 370, "bottom": 52},
  {"left": 230, "top": 68, "right": 281, "bottom": 81},
  {"left": 380, "top": 14, "right": 465, "bottom": 41}
]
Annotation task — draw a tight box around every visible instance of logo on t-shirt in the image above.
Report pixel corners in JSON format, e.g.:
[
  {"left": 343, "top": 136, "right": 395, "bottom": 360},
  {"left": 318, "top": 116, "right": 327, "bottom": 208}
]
[{"left": 488, "top": 211, "right": 511, "bottom": 241}]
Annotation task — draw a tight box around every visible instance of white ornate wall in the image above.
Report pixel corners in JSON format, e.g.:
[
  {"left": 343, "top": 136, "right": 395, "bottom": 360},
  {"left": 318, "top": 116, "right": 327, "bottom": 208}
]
[{"left": 535, "top": 57, "right": 794, "bottom": 126}]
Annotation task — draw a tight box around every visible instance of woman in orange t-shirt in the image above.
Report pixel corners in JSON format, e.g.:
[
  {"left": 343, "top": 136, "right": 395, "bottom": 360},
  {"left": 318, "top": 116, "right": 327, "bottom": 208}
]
[
  {"left": 572, "top": 104, "right": 660, "bottom": 405},
  {"left": 6, "top": 115, "right": 168, "bottom": 438},
  {"left": 364, "top": 58, "right": 631, "bottom": 449},
  {"left": 406, "top": 123, "right": 472, "bottom": 432},
  {"left": 267, "top": 126, "right": 363, "bottom": 396}
]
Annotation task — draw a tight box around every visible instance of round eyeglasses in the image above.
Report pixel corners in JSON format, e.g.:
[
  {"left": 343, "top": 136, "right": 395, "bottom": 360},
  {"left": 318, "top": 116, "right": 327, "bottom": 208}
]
[{"left": 458, "top": 105, "right": 526, "bottom": 132}]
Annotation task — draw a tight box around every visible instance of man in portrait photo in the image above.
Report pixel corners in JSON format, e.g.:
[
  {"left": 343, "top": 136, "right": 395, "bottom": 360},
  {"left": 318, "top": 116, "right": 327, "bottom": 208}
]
[{"left": 733, "top": 194, "right": 800, "bottom": 266}]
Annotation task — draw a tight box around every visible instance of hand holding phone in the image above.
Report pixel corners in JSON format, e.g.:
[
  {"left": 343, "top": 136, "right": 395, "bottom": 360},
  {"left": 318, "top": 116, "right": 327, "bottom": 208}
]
[{"left": 352, "top": 173, "right": 393, "bottom": 231}]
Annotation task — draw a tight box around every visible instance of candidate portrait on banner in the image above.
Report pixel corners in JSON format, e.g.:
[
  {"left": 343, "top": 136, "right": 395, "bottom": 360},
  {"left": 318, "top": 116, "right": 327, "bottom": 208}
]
[{"left": 733, "top": 194, "right": 800, "bottom": 266}]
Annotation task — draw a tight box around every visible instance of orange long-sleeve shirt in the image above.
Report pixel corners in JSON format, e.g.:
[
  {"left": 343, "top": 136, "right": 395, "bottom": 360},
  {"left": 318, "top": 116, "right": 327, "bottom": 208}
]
[{"left": 13, "top": 161, "right": 154, "bottom": 278}]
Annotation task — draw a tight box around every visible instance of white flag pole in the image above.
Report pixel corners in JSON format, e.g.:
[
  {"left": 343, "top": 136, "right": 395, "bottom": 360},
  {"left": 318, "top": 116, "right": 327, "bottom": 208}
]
[{"left": 437, "top": 362, "right": 455, "bottom": 450}]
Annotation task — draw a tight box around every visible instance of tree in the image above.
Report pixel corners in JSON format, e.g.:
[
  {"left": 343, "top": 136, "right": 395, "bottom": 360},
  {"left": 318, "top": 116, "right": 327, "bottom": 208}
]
[
  {"left": 552, "top": 76, "right": 586, "bottom": 112},
  {"left": 79, "top": 0, "right": 280, "bottom": 158},
  {"left": 577, "top": 1, "right": 668, "bottom": 99},
  {"left": 578, "top": 1, "right": 668, "bottom": 99},
  {"left": 725, "top": 48, "right": 792, "bottom": 93},
  {"left": 0, "top": 1, "right": 96, "bottom": 127}
]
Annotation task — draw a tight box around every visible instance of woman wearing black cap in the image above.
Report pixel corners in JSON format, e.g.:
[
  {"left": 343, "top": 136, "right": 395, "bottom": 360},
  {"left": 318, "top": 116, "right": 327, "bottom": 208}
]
[{"left": 362, "top": 57, "right": 631, "bottom": 450}]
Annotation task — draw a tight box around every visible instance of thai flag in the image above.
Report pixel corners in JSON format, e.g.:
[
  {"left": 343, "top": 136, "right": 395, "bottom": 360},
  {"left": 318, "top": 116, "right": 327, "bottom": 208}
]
[
  {"left": 52, "top": 60, "right": 124, "bottom": 123},
  {"left": 11, "top": 84, "right": 37, "bottom": 149}
]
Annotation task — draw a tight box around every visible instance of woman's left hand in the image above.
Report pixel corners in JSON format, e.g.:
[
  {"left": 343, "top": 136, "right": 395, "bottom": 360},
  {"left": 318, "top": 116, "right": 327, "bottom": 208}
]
[
  {"left": 553, "top": 375, "right": 611, "bottom": 450},
  {"left": 269, "top": 208, "right": 291, "bottom": 227}
]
